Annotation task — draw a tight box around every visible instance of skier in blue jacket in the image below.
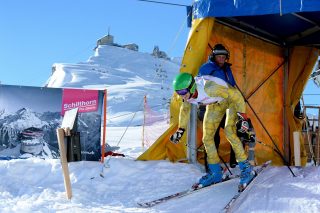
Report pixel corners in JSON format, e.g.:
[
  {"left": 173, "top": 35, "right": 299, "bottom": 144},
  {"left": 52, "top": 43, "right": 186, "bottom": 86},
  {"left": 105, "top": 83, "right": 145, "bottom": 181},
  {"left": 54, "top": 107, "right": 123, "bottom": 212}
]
[{"left": 198, "top": 43, "right": 254, "bottom": 190}]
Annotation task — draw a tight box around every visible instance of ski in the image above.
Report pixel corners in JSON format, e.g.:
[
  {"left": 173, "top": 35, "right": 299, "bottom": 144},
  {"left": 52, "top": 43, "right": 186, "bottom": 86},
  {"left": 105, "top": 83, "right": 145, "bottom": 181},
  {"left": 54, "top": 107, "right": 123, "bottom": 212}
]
[
  {"left": 223, "top": 160, "right": 272, "bottom": 212},
  {"left": 138, "top": 173, "right": 239, "bottom": 208}
]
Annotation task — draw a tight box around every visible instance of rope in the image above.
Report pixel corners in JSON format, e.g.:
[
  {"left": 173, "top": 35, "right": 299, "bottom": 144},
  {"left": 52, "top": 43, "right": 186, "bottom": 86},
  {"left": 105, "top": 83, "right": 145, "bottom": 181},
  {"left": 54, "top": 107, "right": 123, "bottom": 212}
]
[
  {"left": 166, "top": 5, "right": 192, "bottom": 58},
  {"left": 246, "top": 61, "right": 285, "bottom": 100},
  {"left": 106, "top": 102, "right": 169, "bottom": 122},
  {"left": 256, "top": 140, "right": 282, "bottom": 157},
  {"left": 103, "top": 99, "right": 144, "bottom": 167},
  {"left": 235, "top": 83, "right": 296, "bottom": 177},
  {"left": 136, "top": 0, "right": 188, "bottom": 7},
  {"left": 310, "top": 69, "right": 320, "bottom": 79},
  {"left": 185, "top": 143, "right": 233, "bottom": 175}
]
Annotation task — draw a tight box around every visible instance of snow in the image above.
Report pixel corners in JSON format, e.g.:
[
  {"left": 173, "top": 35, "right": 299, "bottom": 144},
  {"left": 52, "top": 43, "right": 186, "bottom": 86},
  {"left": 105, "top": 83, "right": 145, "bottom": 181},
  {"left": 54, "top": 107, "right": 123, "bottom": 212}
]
[
  {"left": 1, "top": 127, "right": 320, "bottom": 212},
  {"left": 1, "top": 44, "right": 319, "bottom": 212}
]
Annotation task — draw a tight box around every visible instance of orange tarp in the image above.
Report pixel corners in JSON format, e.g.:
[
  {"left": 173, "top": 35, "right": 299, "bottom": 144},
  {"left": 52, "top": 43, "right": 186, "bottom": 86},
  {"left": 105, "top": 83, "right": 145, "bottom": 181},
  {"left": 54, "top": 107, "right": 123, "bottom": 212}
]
[{"left": 137, "top": 18, "right": 318, "bottom": 166}]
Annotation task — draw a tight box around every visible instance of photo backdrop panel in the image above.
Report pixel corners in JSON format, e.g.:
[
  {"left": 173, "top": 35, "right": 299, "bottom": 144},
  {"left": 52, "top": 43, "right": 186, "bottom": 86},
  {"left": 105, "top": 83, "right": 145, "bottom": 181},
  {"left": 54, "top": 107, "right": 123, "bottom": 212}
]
[{"left": 0, "top": 85, "right": 103, "bottom": 161}]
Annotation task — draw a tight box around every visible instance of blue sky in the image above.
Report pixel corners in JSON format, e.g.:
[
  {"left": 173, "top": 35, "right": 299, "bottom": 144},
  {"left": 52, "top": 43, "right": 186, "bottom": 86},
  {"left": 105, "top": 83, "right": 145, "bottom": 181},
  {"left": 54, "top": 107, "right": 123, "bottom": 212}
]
[
  {"left": 0, "top": 0, "right": 318, "bottom": 109},
  {"left": 0, "top": 0, "right": 190, "bottom": 87}
]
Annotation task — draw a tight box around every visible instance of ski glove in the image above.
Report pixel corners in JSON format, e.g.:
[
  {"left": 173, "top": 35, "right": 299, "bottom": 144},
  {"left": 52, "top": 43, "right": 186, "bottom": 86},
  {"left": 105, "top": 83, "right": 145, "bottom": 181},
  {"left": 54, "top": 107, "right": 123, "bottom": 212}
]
[{"left": 170, "top": 128, "right": 185, "bottom": 144}]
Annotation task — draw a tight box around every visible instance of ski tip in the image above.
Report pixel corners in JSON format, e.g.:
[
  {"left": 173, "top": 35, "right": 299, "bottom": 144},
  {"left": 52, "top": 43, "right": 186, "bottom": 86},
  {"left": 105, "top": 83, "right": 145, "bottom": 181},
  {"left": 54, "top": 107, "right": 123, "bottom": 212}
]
[
  {"left": 192, "top": 183, "right": 201, "bottom": 189},
  {"left": 238, "top": 184, "right": 246, "bottom": 192},
  {"left": 138, "top": 201, "right": 160, "bottom": 208},
  {"left": 193, "top": 183, "right": 206, "bottom": 190},
  {"left": 137, "top": 202, "right": 150, "bottom": 208}
]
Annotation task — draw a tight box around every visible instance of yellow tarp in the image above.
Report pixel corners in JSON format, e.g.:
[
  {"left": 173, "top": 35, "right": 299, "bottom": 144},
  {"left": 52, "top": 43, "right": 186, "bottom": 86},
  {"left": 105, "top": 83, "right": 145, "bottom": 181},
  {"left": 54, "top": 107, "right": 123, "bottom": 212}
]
[{"left": 137, "top": 17, "right": 318, "bottom": 166}]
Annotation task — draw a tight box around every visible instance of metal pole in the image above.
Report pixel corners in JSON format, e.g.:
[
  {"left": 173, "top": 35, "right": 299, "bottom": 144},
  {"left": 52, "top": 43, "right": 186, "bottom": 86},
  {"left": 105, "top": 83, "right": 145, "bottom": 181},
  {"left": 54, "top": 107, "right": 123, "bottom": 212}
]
[
  {"left": 187, "top": 104, "right": 206, "bottom": 172},
  {"left": 187, "top": 104, "right": 197, "bottom": 164},
  {"left": 283, "top": 48, "right": 290, "bottom": 164}
]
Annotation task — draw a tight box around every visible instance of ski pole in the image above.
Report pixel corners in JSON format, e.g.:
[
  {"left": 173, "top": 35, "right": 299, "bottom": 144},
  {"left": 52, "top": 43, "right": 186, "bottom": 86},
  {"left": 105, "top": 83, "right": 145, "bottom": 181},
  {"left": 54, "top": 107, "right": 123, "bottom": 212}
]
[
  {"left": 218, "top": 153, "right": 233, "bottom": 175},
  {"left": 235, "top": 84, "right": 296, "bottom": 177}
]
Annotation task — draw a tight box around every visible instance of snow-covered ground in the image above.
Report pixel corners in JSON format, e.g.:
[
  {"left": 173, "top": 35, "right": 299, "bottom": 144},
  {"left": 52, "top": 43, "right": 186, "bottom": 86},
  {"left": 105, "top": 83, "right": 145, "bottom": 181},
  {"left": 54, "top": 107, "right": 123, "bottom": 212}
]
[{"left": 1, "top": 125, "right": 320, "bottom": 212}]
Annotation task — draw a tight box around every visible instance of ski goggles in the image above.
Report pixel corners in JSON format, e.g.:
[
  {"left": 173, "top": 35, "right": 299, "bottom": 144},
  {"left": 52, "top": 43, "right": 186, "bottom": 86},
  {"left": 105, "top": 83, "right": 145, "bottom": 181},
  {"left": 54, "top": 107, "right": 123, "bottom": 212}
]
[
  {"left": 175, "top": 88, "right": 189, "bottom": 96},
  {"left": 175, "top": 77, "right": 195, "bottom": 96}
]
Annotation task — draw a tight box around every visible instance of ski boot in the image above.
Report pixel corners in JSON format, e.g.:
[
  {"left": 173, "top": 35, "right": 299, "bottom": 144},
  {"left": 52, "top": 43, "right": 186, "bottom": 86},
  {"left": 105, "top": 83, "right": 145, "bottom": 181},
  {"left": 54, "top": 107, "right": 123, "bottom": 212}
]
[
  {"left": 197, "top": 163, "right": 222, "bottom": 188},
  {"left": 238, "top": 160, "right": 256, "bottom": 192}
]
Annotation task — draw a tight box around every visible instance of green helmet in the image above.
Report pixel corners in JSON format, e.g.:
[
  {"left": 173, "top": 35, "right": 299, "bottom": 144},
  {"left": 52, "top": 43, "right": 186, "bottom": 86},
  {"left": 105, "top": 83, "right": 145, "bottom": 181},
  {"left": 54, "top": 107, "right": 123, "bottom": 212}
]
[{"left": 172, "top": 73, "right": 196, "bottom": 94}]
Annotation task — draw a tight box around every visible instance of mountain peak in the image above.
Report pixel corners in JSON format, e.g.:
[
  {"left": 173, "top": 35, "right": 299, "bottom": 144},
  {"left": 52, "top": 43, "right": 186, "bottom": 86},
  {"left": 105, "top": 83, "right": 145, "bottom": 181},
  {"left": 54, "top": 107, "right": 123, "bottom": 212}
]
[{"left": 47, "top": 44, "right": 179, "bottom": 126}]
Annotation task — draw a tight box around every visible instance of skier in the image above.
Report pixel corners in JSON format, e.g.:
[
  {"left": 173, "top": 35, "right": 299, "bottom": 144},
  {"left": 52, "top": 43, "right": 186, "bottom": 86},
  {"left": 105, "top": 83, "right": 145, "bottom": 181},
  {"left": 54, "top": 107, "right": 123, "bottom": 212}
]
[
  {"left": 198, "top": 107, "right": 238, "bottom": 168},
  {"left": 170, "top": 44, "right": 255, "bottom": 191},
  {"left": 197, "top": 44, "right": 244, "bottom": 169}
]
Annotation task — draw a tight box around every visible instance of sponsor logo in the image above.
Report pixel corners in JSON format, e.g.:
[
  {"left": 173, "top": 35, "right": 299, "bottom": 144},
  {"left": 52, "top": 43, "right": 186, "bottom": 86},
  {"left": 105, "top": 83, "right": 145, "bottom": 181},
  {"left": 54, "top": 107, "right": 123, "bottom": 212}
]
[{"left": 61, "top": 89, "right": 99, "bottom": 115}]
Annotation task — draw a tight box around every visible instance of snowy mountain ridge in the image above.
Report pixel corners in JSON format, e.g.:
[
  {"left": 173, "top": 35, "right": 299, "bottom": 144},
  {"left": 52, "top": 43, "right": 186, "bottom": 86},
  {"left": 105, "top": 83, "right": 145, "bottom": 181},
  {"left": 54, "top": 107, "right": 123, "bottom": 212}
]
[{"left": 47, "top": 45, "right": 180, "bottom": 126}]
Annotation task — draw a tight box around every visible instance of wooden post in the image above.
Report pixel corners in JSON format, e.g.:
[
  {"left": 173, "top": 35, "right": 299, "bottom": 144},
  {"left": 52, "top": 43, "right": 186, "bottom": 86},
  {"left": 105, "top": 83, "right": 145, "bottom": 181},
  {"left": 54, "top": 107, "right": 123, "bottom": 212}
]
[
  {"left": 56, "top": 128, "right": 72, "bottom": 199},
  {"left": 293, "top": 131, "right": 301, "bottom": 166}
]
